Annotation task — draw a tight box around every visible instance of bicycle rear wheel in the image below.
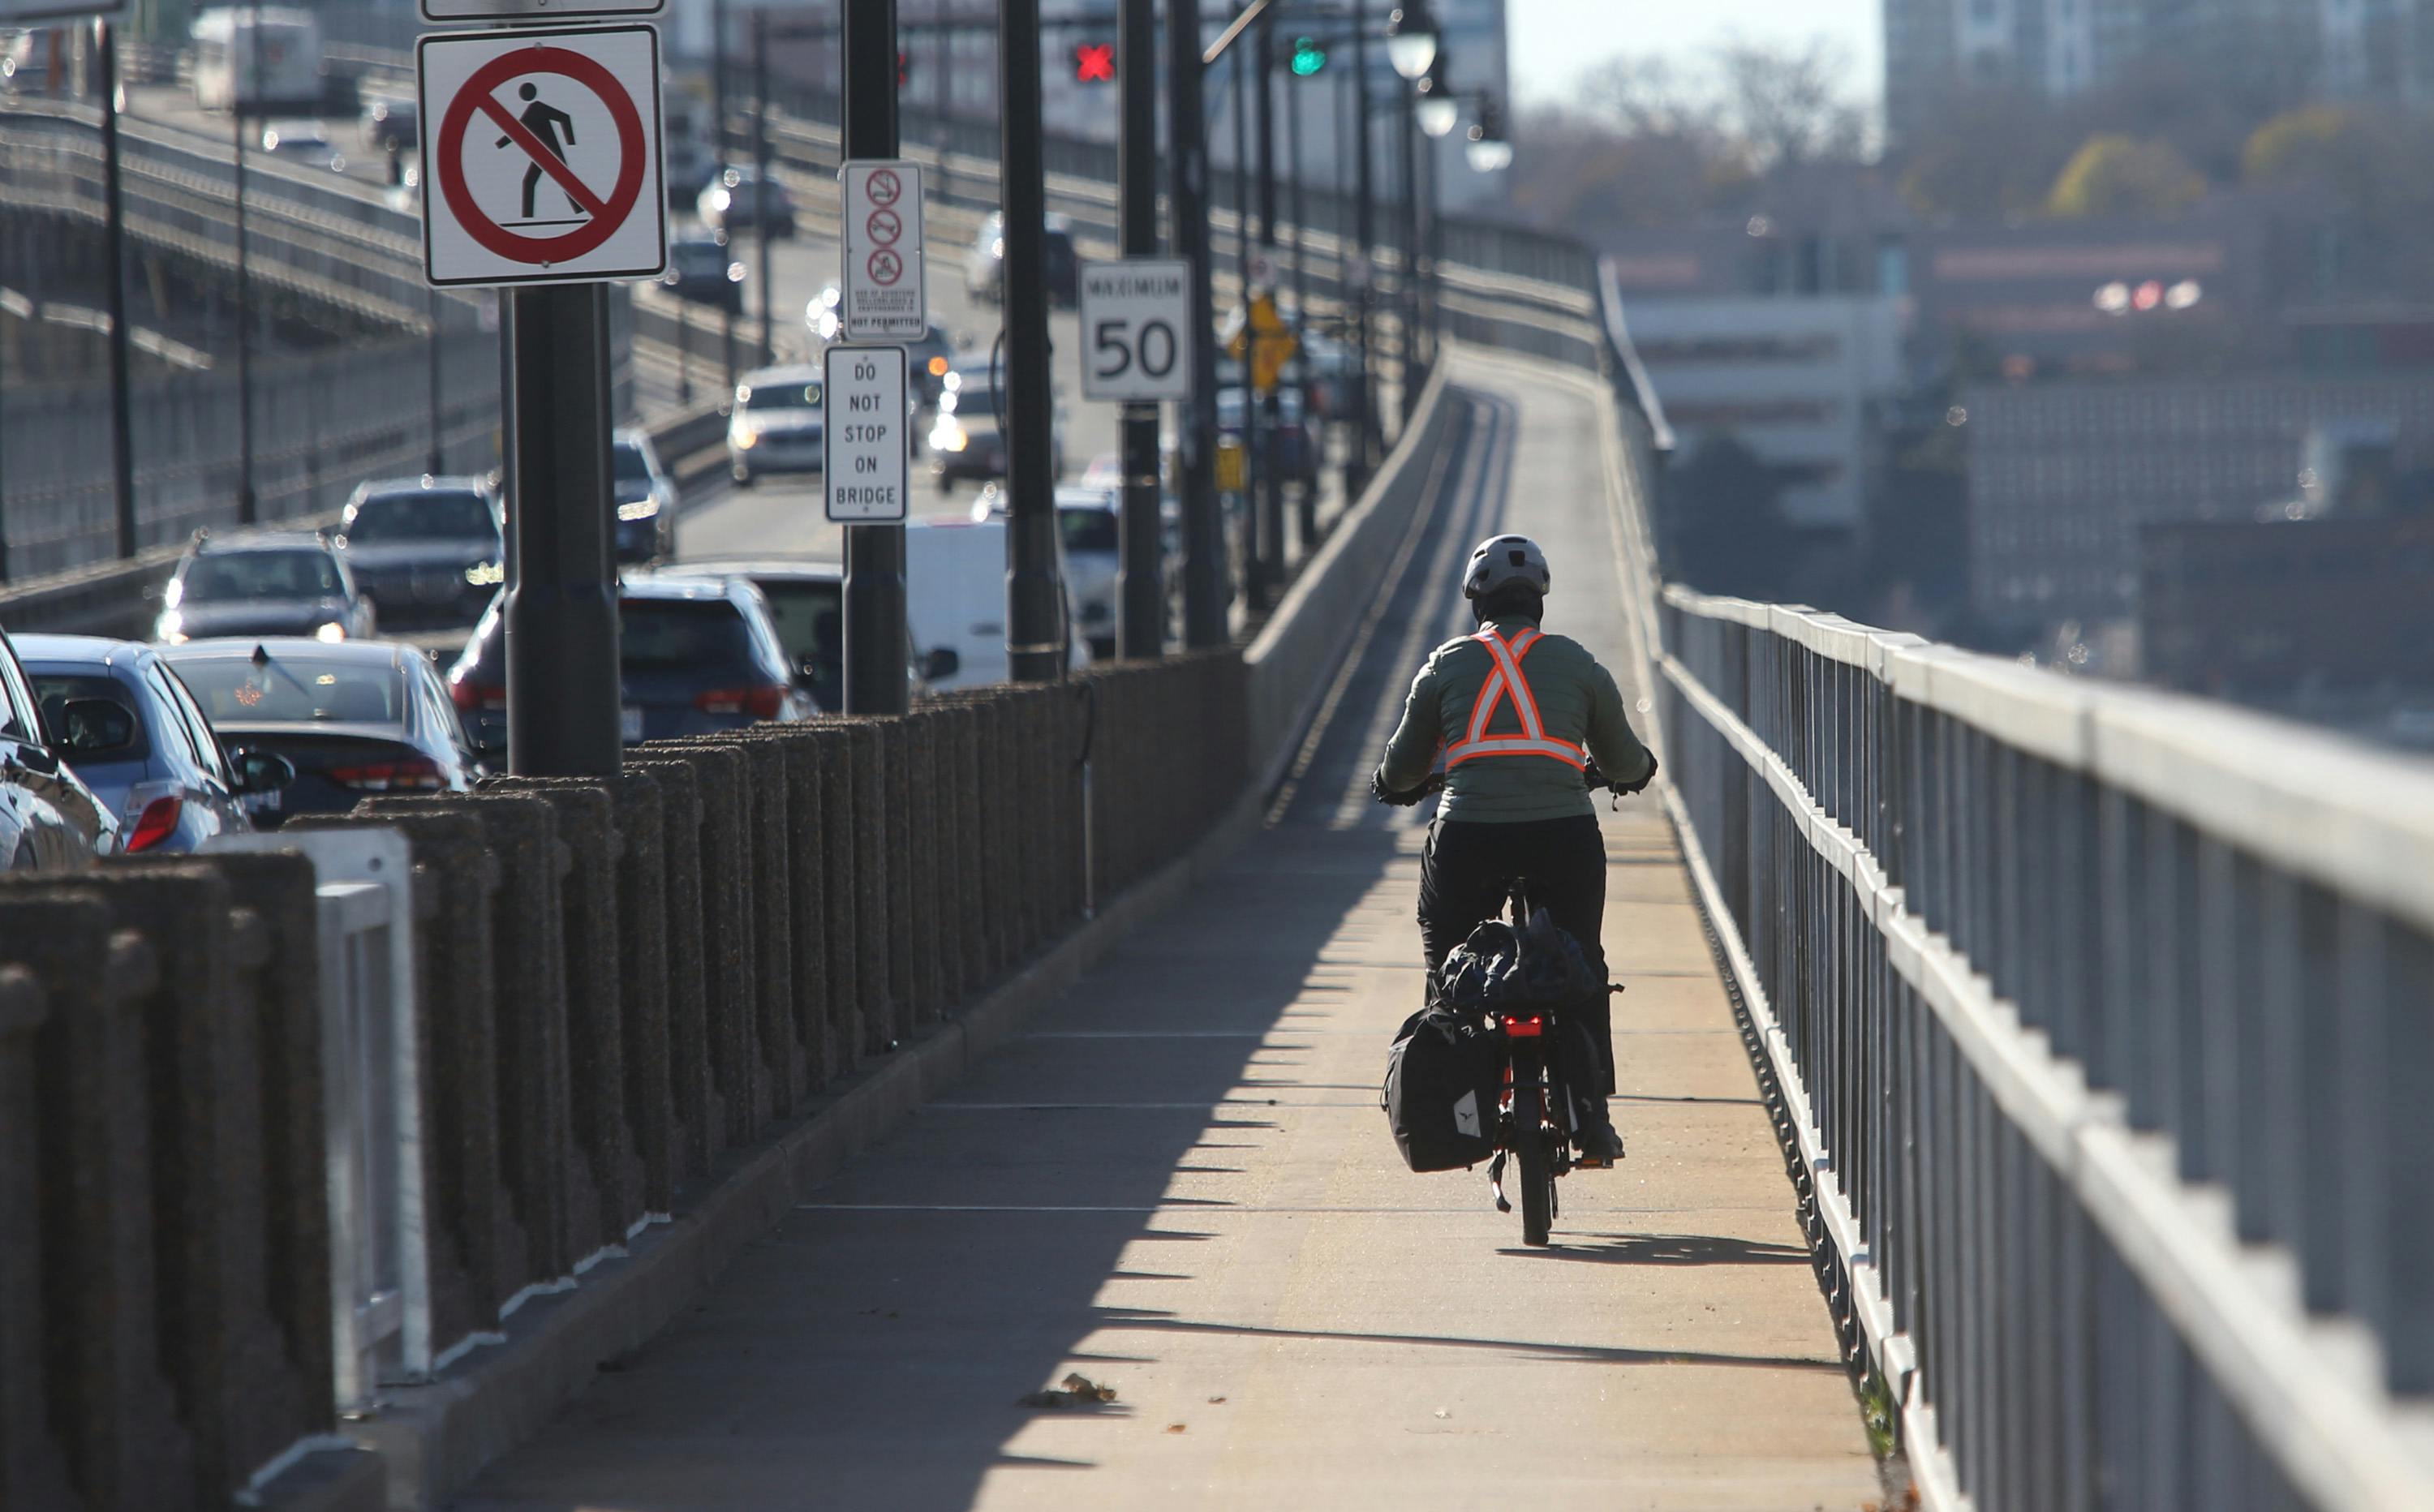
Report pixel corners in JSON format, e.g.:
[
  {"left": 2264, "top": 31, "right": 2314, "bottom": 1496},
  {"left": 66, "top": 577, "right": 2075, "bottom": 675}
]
[{"left": 1514, "top": 1080, "right": 1554, "bottom": 1247}]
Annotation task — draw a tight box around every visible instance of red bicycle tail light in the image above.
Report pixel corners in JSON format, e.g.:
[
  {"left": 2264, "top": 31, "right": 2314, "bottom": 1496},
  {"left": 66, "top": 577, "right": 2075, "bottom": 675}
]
[
  {"left": 694, "top": 685, "right": 789, "bottom": 719},
  {"left": 1502, "top": 1015, "right": 1544, "bottom": 1037},
  {"left": 329, "top": 758, "right": 445, "bottom": 792},
  {"left": 125, "top": 795, "right": 183, "bottom": 853}
]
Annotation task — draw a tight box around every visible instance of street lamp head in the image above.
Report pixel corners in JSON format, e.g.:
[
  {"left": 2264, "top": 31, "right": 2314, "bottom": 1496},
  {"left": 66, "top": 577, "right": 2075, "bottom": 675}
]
[
  {"left": 1465, "top": 96, "right": 1512, "bottom": 172},
  {"left": 1416, "top": 59, "right": 1460, "bottom": 138},
  {"left": 1385, "top": 3, "right": 1441, "bottom": 81}
]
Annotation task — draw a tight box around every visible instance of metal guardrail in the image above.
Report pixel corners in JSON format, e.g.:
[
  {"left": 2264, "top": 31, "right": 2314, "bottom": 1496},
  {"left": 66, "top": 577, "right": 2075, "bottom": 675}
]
[{"left": 1545, "top": 245, "right": 2434, "bottom": 1508}]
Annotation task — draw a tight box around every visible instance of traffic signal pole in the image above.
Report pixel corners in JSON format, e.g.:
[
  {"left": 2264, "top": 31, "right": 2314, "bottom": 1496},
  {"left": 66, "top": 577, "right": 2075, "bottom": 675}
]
[
  {"left": 1253, "top": 12, "right": 1285, "bottom": 595},
  {"left": 1116, "top": 0, "right": 1163, "bottom": 659},
  {"left": 1348, "top": 1, "right": 1378, "bottom": 487},
  {"left": 1170, "top": 0, "right": 1228, "bottom": 648},
  {"left": 1001, "top": 0, "right": 1065, "bottom": 681},
  {"left": 842, "top": 0, "right": 910, "bottom": 715}
]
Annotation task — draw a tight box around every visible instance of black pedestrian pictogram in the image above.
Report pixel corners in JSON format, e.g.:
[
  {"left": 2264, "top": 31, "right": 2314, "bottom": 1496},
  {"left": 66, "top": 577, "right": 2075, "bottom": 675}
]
[{"left": 496, "top": 81, "right": 583, "bottom": 223}]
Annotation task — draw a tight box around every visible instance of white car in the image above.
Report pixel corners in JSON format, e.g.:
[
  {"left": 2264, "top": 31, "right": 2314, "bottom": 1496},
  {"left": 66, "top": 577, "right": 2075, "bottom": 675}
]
[{"left": 726, "top": 364, "right": 825, "bottom": 485}]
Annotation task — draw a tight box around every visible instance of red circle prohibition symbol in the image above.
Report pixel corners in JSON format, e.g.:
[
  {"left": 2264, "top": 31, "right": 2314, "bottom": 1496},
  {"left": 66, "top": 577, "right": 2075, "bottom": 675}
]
[
  {"left": 436, "top": 45, "right": 646, "bottom": 265},
  {"left": 866, "top": 167, "right": 901, "bottom": 206},
  {"left": 867, "top": 248, "right": 904, "bottom": 285},
  {"left": 867, "top": 207, "right": 901, "bottom": 244}
]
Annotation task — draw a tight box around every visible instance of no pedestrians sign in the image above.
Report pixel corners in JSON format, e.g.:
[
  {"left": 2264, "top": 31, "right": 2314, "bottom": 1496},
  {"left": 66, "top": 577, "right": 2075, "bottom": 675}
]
[
  {"left": 841, "top": 160, "right": 926, "bottom": 341},
  {"left": 416, "top": 26, "right": 668, "bottom": 287}
]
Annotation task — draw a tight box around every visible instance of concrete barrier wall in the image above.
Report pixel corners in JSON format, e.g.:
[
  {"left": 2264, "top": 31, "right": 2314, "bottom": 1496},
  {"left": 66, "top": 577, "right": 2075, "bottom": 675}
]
[
  {"left": 0, "top": 651, "right": 1241, "bottom": 1510},
  {"left": 1244, "top": 363, "right": 1454, "bottom": 786}
]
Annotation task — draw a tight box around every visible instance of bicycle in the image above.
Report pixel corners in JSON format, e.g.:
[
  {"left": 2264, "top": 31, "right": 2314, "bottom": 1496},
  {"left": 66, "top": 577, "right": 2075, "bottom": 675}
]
[{"left": 1379, "top": 761, "right": 1649, "bottom": 1248}]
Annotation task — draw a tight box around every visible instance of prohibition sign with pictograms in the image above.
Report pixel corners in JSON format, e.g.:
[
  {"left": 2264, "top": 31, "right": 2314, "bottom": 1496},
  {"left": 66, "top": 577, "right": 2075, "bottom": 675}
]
[
  {"left": 416, "top": 25, "right": 668, "bottom": 287},
  {"left": 841, "top": 159, "right": 926, "bottom": 340}
]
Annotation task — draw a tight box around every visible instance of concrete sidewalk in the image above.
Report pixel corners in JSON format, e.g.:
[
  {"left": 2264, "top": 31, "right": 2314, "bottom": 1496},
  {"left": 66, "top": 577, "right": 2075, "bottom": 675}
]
[{"left": 453, "top": 360, "right": 1881, "bottom": 1510}]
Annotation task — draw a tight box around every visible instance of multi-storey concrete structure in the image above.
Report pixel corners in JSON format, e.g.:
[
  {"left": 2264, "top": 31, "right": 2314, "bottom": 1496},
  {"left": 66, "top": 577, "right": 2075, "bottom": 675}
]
[{"left": 1884, "top": 0, "right": 2434, "bottom": 141}]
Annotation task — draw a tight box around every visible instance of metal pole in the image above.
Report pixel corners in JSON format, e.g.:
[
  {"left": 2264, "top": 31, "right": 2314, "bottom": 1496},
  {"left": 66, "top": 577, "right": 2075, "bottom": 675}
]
[
  {"left": 713, "top": 0, "right": 736, "bottom": 394},
  {"left": 842, "top": 0, "right": 909, "bottom": 715},
  {"left": 234, "top": 6, "right": 257, "bottom": 524},
  {"left": 427, "top": 286, "right": 445, "bottom": 474},
  {"left": 1116, "top": 0, "right": 1163, "bottom": 659},
  {"left": 1169, "top": 0, "right": 1225, "bottom": 647},
  {"left": 1253, "top": 16, "right": 1284, "bottom": 595},
  {"left": 503, "top": 284, "right": 621, "bottom": 775},
  {"left": 1398, "top": 83, "right": 1421, "bottom": 425},
  {"left": 100, "top": 19, "right": 136, "bottom": 560},
  {"left": 752, "top": 12, "right": 773, "bottom": 364},
  {"left": 1231, "top": 49, "right": 1265, "bottom": 607},
  {"left": 1349, "top": 0, "right": 1376, "bottom": 483},
  {"left": 676, "top": 297, "right": 694, "bottom": 406},
  {"left": 1001, "top": 0, "right": 1063, "bottom": 681},
  {"left": 1287, "top": 67, "right": 1314, "bottom": 553}
]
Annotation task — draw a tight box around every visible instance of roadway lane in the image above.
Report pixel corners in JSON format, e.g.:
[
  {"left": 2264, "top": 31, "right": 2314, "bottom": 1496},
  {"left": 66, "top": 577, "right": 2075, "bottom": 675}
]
[{"left": 452, "top": 350, "right": 1885, "bottom": 1510}]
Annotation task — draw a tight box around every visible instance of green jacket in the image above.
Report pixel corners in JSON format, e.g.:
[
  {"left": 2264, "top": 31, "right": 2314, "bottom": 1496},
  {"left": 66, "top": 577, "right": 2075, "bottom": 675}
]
[{"left": 1378, "top": 617, "right": 1657, "bottom": 823}]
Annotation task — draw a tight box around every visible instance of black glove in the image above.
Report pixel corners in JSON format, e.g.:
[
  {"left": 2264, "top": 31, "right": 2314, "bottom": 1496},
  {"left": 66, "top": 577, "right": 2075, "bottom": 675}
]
[
  {"left": 1370, "top": 768, "right": 1428, "bottom": 806},
  {"left": 1619, "top": 753, "right": 1659, "bottom": 796}
]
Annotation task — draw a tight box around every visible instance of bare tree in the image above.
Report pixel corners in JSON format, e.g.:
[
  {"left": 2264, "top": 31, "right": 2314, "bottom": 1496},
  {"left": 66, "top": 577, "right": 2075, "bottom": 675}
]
[{"left": 1711, "top": 37, "right": 1869, "bottom": 169}]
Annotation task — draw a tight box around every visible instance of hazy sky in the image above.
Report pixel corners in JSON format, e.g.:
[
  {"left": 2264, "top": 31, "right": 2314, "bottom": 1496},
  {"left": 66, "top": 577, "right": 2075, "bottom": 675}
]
[{"left": 1505, "top": 0, "right": 1882, "bottom": 109}]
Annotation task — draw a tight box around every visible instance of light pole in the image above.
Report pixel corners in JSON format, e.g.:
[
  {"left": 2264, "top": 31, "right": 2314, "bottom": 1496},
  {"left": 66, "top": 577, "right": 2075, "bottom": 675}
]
[
  {"left": 752, "top": 11, "right": 773, "bottom": 365},
  {"left": 1170, "top": 0, "right": 1225, "bottom": 646},
  {"left": 99, "top": 18, "right": 135, "bottom": 559},
  {"left": 234, "top": 4, "right": 260, "bottom": 523},
  {"left": 1116, "top": 0, "right": 1163, "bottom": 659},
  {"left": 1383, "top": 5, "right": 1439, "bottom": 427},
  {"left": 1001, "top": 0, "right": 1064, "bottom": 681}
]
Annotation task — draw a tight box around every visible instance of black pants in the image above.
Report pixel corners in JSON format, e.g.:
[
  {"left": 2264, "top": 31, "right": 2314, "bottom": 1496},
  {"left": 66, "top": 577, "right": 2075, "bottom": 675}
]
[{"left": 1417, "top": 814, "right": 1613, "bottom": 1099}]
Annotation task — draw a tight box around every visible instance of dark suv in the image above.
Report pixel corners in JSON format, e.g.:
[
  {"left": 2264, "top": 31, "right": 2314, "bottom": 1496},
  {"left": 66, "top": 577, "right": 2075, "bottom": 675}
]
[{"left": 153, "top": 530, "right": 377, "bottom": 645}]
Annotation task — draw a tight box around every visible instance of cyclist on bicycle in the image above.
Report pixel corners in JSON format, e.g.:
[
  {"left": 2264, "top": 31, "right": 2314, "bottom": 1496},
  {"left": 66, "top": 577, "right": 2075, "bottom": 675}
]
[{"left": 1370, "top": 534, "right": 1658, "bottom": 1164}]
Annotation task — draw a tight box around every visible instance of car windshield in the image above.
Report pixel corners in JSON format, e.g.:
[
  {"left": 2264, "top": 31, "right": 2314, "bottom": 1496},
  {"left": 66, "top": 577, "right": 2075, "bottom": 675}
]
[
  {"left": 745, "top": 382, "right": 821, "bottom": 411},
  {"left": 672, "top": 241, "right": 725, "bottom": 273},
  {"left": 621, "top": 598, "right": 759, "bottom": 673},
  {"left": 613, "top": 443, "right": 655, "bottom": 485},
  {"left": 183, "top": 549, "right": 341, "bottom": 601},
  {"left": 346, "top": 491, "right": 495, "bottom": 543},
  {"left": 1059, "top": 508, "right": 1118, "bottom": 555},
  {"left": 29, "top": 673, "right": 145, "bottom": 760},
  {"left": 174, "top": 655, "right": 403, "bottom": 724}
]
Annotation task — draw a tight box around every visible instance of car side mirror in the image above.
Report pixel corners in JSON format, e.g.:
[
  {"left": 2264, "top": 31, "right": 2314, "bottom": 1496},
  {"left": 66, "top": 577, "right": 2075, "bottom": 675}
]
[
  {"left": 920, "top": 647, "right": 960, "bottom": 683},
  {"left": 230, "top": 746, "right": 297, "bottom": 796},
  {"left": 55, "top": 698, "right": 137, "bottom": 758}
]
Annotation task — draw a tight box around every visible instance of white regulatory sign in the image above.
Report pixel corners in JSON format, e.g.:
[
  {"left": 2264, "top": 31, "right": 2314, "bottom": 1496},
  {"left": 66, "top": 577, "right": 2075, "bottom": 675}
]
[
  {"left": 840, "top": 160, "right": 927, "bottom": 341},
  {"left": 1078, "top": 258, "right": 1194, "bottom": 403},
  {"left": 824, "top": 345, "right": 910, "bottom": 522},
  {"left": 416, "top": 26, "right": 667, "bottom": 288}
]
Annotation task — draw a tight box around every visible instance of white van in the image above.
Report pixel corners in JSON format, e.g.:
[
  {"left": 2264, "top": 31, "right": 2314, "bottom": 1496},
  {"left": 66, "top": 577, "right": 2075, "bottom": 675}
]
[{"left": 904, "top": 515, "right": 1081, "bottom": 692}]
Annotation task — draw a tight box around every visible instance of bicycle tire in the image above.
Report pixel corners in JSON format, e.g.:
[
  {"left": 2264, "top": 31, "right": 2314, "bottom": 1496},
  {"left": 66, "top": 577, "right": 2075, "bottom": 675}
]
[{"left": 1515, "top": 1080, "right": 1554, "bottom": 1247}]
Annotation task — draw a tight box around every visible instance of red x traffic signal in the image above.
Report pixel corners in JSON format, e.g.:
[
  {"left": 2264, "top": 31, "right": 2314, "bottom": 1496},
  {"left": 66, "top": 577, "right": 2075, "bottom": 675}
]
[{"left": 1073, "top": 41, "right": 1116, "bottom": 83}]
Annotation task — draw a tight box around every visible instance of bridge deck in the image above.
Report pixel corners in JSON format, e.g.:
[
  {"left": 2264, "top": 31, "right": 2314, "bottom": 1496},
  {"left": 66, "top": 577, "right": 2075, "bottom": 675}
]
[{"left": 458, "top": 359, "right": 1881, "bottom": 1509}]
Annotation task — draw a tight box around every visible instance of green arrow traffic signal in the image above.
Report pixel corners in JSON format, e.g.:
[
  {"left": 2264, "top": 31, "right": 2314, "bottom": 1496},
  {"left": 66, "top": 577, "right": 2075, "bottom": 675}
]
[{"left": 1291, "top": 37, "right": 1328, "bottom": 75}]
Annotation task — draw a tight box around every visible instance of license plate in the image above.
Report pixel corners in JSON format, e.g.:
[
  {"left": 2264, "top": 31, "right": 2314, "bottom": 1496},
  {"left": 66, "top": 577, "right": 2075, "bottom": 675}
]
[{"left": 621, "top": 706, "right": 644, "bottom": 743}]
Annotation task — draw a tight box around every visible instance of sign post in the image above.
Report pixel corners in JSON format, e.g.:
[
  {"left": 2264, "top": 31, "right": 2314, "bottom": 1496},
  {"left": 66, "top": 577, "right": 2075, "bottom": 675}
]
[
  {"left": 417, "top": 22, "right": 668, "bottom": 776},
  {"left": 823, "top": 346, "right": 910, "bottom": 523},
  {"left": 840, "top": 0, "right": 909, "bottom": 715}
]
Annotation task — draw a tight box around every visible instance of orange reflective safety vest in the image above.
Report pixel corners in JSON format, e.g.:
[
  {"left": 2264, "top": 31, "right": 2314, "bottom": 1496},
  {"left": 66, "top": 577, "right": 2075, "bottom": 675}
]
[{"left": 1442, "top": 627, "right": 1589, "bottom": 771}]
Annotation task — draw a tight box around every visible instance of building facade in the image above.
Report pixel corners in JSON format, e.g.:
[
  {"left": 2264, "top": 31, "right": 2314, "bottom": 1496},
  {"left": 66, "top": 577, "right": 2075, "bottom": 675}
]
[
  {"left": 1884, "top": 0, "right": 2434, "bottom": 141},
  {"left": 1626, "top": 294, "right": 1907, "bottom": 533},
  {"left": 1964, "top": 374, "right": 2434, "bottom": 627}
]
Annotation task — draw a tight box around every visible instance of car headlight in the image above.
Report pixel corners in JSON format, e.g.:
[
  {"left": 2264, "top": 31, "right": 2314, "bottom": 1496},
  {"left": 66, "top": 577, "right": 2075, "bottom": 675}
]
[
  {"left": 733, "top": 428, "right": 758, "bottom": 449},
  {"left": 156, "top": 608, "right": 186, "bottom": 643},
  {"left": 316, "top": 621, "right": 347, "bottom": 642},
  {"left": 617, "top": 498, "right": 661, "bottom": 521},
  {"left": 465, "top": 561, "right": 505, "bottom": 586},
  {"left": 931, "top": 419, "right": 969, "bottom": 453}
]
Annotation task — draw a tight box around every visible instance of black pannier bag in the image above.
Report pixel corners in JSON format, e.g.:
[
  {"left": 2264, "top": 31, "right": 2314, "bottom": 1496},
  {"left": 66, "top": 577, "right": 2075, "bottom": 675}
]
[{"left": 1381, "top": 1003, "right": 1503, "bottom": 1172}]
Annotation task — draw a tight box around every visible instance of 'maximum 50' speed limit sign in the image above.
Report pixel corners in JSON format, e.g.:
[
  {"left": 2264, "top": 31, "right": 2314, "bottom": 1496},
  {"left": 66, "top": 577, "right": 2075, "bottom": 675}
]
[{"left": 1078, "top": 259, "right": 1193, "bottom": 403}]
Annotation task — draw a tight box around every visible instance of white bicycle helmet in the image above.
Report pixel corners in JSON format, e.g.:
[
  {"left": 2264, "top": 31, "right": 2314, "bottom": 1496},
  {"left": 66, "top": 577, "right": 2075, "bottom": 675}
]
[{"left": 1462, "top": 534, "right": 1551, "bottom": 599}]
